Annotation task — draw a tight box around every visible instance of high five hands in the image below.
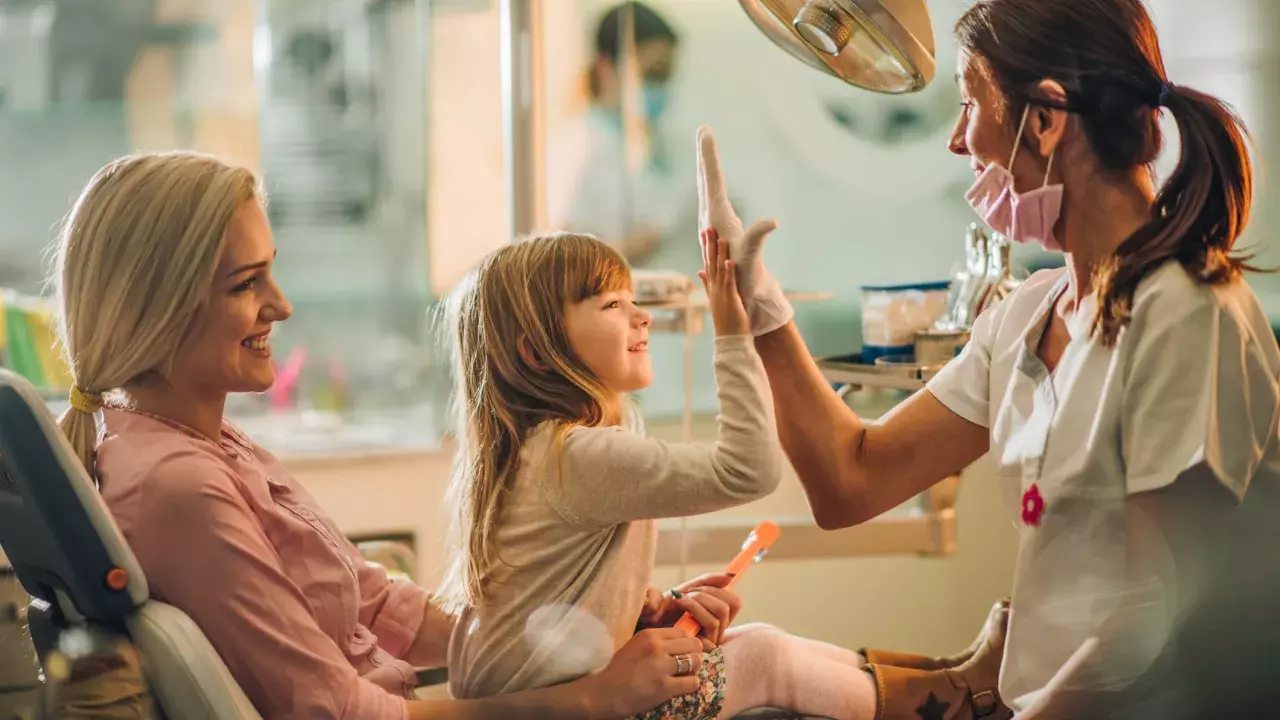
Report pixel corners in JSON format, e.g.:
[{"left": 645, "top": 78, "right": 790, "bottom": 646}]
[{"left": 695, "top": 126, "right": 794, "bottom": 336}]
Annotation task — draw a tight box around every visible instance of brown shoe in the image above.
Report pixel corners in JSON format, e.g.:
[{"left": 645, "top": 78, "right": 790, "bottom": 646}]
[
  {"left": 861, "top": 598, "right": 1010, "bottom": 672},
  {"left": 860, "top": 649, "right": 953, "bottom": 672},
  {"left": 862, "top": 599, "right": 1012, "bottom": 720}
]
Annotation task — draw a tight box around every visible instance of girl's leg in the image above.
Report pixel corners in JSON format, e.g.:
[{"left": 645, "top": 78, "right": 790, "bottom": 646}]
[
  {"left": 726, "top": 623, "right": 868, "bottom": 669},
  {"left": 717, "top": 623, "right": 877, "bottom": 719}
]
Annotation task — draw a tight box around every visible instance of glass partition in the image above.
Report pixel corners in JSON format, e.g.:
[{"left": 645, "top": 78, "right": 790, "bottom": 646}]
[
  {"left": 0, "top": 0, "right": 453, "bottom": 456},
  {"left": 233, "top": 0, "right": 440, "bottom": 454}
]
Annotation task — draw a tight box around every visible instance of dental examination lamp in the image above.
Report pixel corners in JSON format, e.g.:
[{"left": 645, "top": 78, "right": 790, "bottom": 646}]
[{"left": 737, "top": 0, "right": 936, "bottom": 93}]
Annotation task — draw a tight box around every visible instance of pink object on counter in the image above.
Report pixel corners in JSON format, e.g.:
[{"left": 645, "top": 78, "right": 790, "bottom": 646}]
[{"left": 269, "top": 346, "right": 308, "bottom": 411}]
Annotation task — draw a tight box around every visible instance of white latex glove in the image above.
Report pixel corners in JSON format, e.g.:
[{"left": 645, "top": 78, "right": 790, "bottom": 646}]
[{"left": 696, "top": 126, "right": 794, "bottom": 336}]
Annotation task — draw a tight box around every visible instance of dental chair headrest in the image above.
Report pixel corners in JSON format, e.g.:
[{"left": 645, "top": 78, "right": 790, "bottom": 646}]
[{"left": 0, "top": 369, "right": 148, "bottom": 623}]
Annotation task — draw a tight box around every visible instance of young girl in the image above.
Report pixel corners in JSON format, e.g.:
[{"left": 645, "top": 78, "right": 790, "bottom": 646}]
[{"left": 439, "top": 231, "right": 877, "bottom": 718}]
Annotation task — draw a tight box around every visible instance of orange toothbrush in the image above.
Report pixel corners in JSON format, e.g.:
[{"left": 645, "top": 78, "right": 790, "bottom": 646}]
[{"left": 673, "top": 521, "right": 782, "bottom": 637}]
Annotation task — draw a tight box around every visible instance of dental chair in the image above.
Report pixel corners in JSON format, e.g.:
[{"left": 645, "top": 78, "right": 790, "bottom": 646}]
[{"left": 0, "top": 369, "right": 261, "bottom": 719}]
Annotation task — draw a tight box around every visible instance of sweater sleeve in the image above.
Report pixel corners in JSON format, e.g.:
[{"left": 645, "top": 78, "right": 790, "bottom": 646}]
[{"left": 543, "top": 335, "right": 783, "bottom": 529}]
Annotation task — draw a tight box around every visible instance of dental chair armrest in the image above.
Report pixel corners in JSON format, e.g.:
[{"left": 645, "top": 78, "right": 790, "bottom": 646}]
[
  {"left": 355, "top": 540, "right": 417, "bottom": 580},
  {"left": 415, "top": 666, "right": 448, "bottom": 688}
]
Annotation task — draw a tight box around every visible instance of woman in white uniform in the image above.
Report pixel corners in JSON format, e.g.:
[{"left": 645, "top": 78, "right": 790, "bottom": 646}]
[{"left": 697, "top": 0, "right": 1280, "bottom": 717}]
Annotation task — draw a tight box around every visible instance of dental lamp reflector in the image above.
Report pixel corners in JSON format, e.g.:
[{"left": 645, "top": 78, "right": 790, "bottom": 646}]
[{"left": 737, "top": 0, "right": 936, "bottom": 94}]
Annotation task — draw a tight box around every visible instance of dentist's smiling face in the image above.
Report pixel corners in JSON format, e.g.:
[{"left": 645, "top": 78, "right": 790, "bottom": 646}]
[
  {"left": 563, "top": 288, "right": 653, "bottom": 394},
  {"left": 166, "top": 200, "right": 293, "bottom": 397}
]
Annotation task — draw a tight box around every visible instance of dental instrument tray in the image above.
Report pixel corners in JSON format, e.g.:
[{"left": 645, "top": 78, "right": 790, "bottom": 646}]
[{"left": 815, "top": 353, "right": 940, "bottom": 391}]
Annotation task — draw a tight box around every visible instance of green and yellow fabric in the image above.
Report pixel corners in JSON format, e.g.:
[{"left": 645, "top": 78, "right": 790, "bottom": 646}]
[{"left": 1, "top": 290, "right": 72, "bottom": 394}]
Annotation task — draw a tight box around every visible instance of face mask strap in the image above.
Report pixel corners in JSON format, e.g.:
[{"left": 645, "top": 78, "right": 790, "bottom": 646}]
[
  {"left": 1008, "top": 105, "right": 1031, "bottom": 169},
  {"left": 1010, "top": 104, "right": 1058, "bottom": 189}
]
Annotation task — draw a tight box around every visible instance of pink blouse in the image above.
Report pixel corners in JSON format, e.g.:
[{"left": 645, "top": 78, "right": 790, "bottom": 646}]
[{"left": 97, "top": 408, "right": 434, "bottom": 719}]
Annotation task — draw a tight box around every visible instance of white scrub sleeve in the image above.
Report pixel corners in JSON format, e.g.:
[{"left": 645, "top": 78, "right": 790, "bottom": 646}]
[
  {"left": 926, "top": 299, "right": 1006, "bottom": 429},
  {"left": 1121, "top": 299, "right": 1280, "bottom": 501}
]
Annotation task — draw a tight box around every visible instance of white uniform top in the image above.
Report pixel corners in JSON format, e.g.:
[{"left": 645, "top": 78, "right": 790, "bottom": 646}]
[
  {"left": 545, "top": 109, "right": 693, "bottom": 250},
  {"left": 927, "top": 262, "right": 1280, "bottom": 712}
]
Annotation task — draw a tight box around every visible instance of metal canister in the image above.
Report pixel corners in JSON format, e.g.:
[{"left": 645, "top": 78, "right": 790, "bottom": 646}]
[{"left": 914, "top": 328, "right": 971, "bottom": 366}]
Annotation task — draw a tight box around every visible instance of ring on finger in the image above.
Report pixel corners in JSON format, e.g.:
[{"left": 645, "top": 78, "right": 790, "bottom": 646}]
[{"left": 674, "top": 653, "right": 694, "bottom": 677}]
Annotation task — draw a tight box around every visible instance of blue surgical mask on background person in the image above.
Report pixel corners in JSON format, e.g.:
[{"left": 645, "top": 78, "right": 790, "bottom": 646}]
[
  {"left": 643, "top": 82, "right": 672, "bottom": 175},
  {"left": 642, "top": 82, "right": 670, "bottom": 122}
]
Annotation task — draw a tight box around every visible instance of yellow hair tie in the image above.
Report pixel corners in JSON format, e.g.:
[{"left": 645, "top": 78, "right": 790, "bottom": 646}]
[{"left": 69, "top": 386, "right": 104, "bottom": 414}]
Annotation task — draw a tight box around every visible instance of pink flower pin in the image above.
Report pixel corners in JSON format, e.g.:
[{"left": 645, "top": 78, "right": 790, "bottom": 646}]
[{"left": 1021, "top": 484, "right": 1045, "bottom": 527}]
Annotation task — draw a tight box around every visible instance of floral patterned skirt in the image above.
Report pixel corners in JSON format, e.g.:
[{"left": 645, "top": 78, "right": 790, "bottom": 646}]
[{"left": 628, "top": 645, "right": 726, "bottom": 720}]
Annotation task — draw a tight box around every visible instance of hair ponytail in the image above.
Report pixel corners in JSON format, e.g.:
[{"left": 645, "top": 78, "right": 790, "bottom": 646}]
[
  {"left": 58, "top": 402, "right": 101, "bottom": 478},
  {"left": 1092, "top": 84, "right": 1256, "bottom": 344}
]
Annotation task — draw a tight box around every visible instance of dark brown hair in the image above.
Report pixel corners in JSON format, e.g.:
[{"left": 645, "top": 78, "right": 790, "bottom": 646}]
[{"left": 957, "top": 0, "right": 1256, "bottom": 344}]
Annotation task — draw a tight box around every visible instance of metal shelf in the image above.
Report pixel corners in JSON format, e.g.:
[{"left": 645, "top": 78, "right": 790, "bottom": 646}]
[{"left": 816, "top": 353, "right": 938, "bottom": 392}]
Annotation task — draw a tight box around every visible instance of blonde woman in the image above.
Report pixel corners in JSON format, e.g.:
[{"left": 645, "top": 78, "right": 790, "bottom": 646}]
[
  {"left": 439, "top": 231, "right": 878, "bottom": 719},
  {"left": 51, "top": 151, "right": 705, "bottom": 720}
]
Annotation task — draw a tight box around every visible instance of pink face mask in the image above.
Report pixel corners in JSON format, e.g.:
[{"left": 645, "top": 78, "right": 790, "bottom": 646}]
[{"left": 964, "top": 106, "right": 1064, "bottom": 252}]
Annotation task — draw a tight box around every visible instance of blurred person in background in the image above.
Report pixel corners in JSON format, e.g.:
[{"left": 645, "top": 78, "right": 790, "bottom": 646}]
[{"left": 546, "top": 1, "right": 694, "bottom": 267}]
